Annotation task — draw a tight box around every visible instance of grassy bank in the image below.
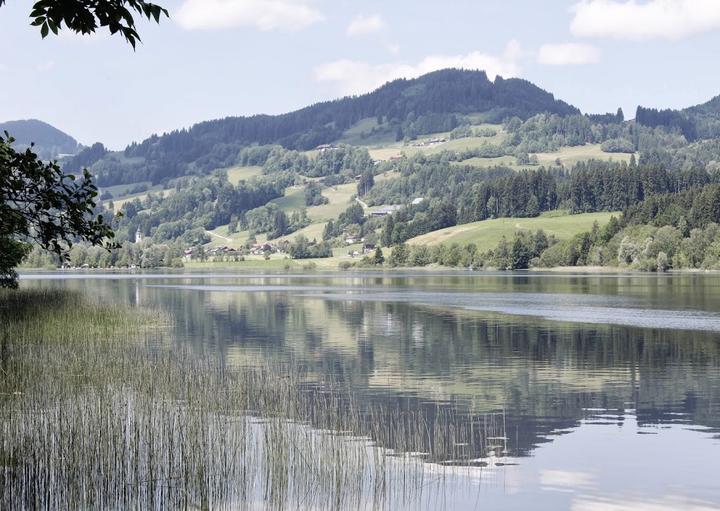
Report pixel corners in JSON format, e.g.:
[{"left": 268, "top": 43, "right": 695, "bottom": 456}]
[{"left": 0, "top": 290, "right": 499, "bottom": 509}]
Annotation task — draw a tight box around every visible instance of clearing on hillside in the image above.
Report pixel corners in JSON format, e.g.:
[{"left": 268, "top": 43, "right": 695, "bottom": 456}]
[
  {"left": 407, "top": 211, "right": 617, "bottom": 252},
  {"left": 454, "top": 144, "right": 636, "bottom": 170},
  {"left": 226, "top": 166, "right": 263, "bottom": 185}
]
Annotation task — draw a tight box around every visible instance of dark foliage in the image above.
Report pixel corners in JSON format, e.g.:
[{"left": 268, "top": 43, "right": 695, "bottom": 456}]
[
  {"left": 288, "top": 235, "right": 332, "bottom": 259},
  {"left": 1, "top": 134, "right": 114, "bottom": 286},
  {"left": 636, "top": 106, "right": 696, "bottom": 141},
  {"left": 623, "top": 184, "right": 720, "bottom": 230},
  {"left": 8, "top": 0, "right": 168, "bottom": 48},
  {"left": 64, "top": 142, "right": 108, "bottom": 172}
]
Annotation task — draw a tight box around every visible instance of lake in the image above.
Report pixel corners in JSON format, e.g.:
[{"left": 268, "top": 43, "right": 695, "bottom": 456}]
[{"left": 20, "top": 270, "right": 720, "bottom": 510}]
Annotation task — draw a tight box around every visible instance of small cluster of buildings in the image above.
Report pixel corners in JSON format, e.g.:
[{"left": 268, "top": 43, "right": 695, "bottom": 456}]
[
  {"left": 183, "top": 245, "right": 242, "bottom": 260},
  {"left": 208, "top": 246, "right": 242, "bottom": 258},
  {"left": 182, "top": 243, "right": 283, "bottom": 261},
  {"left": 368, "top": 198, "right": 423, "bottom": 218},
  {"left": 348, "top": 242, "right": 377, "bottom": 258},
  {"left": 249, "top": 243, "right": 278, "bottom": 256},
  {"left": 314, "top": 144, "right": 341, "bottom": 153},
  {"left": 370, "top": 205, "right": 404, "bottom": 217},
  {"left": 410, "top": 137, "right": 447, "bottom": 148}
]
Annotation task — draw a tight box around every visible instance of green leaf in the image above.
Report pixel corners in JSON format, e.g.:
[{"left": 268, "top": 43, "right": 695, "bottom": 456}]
[{"left": 40, "top": 22, "right": 49, "bottom": 38}]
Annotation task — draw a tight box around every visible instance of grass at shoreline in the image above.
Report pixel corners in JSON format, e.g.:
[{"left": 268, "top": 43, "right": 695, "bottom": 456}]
[{"left": 0, "top": 289, "right": 497, "bottom": 509}]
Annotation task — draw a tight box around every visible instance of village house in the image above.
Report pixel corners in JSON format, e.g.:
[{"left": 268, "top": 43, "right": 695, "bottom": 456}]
[
  {"left": 207, "top": 246, "right": 241, "bottom": 258},
  {"left": 250, "top": 243, "right": 276, "bottom": 256},
  {"left": 410, "top": 137, "right": 447, "bottom": 148},
  {"left": 370, "top": 205, "right": 403, "bottom": 217},
  {"left": 314, "top": 144, "right": 339, "bottom": 153}
]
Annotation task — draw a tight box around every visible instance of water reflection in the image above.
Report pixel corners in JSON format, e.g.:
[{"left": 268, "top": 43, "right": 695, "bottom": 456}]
[{"left": 20, "top": 271, "right": 720, "bottom": 508}]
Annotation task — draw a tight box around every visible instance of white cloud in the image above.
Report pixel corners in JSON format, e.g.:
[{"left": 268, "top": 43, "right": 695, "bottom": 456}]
[
  {"left": 571, "top": 0, "right": 720, "bottom": 40},
  {"left": 314, "top": 41, "right": 522, "bottom": 96},
  {"left": 538, "top": 43, "right": 600, "bottom": 65},
  {"left": 175, "top": 0, "right": 324, "bottom": 31},
  {"left": 346, "top": 14, "right": 385, "bottom": 36}
]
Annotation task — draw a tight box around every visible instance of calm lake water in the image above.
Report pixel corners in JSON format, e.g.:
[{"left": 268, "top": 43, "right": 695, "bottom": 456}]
[{"left": 20, "top": 270, "right": 720, "bottom": 510}]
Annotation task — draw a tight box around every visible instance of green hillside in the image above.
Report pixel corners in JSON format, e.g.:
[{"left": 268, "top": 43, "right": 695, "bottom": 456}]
[
  {"left": 28, "top": 67, "right": 720, "bottom": 273},
  {"left": 408, "top": 211, "right": 617, "bottom": 252},
  {"left": 86, "top": 69, "right": 581, "bottom": 186}
]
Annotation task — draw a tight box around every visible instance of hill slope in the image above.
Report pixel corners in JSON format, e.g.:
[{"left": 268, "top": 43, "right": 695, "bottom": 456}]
[
  {"left": 636, "top": 94, "right": 720, "bottom": 141},
  {"left": 684, "top": 94, "right": 720, "bottom": 139},
  {"left": 178, "top": 69, "right": 580, "bottom": 150},
  {"left": 408, "top": 211, "right": 616, "bottom": 252},
  {"left": 96, "top": 69, "right": 581, "bottom": 185},
  {"left": 0, "top": 119, "right": 79, "bottom": 159}
]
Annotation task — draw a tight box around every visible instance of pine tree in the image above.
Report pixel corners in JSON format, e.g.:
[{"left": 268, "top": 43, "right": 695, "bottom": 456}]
[
  {"left": 381, "top": 215, "right": 395, "bottom": 247},
  {"left": 511, "top": 236, "right": 531, "bottom": 270},
  {"left": 526, "top": 194, "right": 540, "bottom": 217},
  {"left": 373, "top": 247, "right": 385, "bottom": 265}
]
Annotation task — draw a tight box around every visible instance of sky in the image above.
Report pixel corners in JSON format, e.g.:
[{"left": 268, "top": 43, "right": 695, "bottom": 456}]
[{"left": 2, "top": 0, "right": 720, "bottom": 149}]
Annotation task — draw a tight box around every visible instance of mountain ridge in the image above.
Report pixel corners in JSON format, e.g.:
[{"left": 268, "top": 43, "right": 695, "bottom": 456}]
[
  {"left": 88, "top": 69, "right": 585, "bottom": 185},
  {"left": 129, "top": 69, "right": 580, "bottom": 153},
  {"left": 0, "top": 118, "right": 79, "bottom": 159}
]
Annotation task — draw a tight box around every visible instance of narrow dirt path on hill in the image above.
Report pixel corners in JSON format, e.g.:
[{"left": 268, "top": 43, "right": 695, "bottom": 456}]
[{"left": 206, "top": 230, "right": 232, "bottom": 242}]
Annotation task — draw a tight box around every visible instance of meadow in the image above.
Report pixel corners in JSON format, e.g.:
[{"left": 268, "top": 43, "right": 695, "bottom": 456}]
[
  {"left": 408, "top": 210, "right": 617, "bottom": 251},
  {"left": 101, "top": 180, "right": 173, "bottom": 212},
  {"left": 226, "top": 165, "right": 264, "bottom": 185},
  {"left": 454, "top": 144, "right": 636, "bottom": 170}
]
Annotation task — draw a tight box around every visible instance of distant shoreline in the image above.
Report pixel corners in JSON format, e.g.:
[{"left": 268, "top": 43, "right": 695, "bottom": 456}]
[{"left": 18, "top": 263, "right": 720, "bottom": 276}]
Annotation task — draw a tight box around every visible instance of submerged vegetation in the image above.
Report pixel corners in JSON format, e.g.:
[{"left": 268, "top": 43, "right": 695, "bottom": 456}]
[{"left": 0, "top": 289, "right": 505, "bottom": 509}]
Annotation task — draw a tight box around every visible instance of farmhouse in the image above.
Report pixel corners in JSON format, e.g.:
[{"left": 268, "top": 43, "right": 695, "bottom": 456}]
[
  {"left": 369, "top": 205, "right": 403, "bottom": 217},
  {"left": 250, "top": 243, "right": 276, "bottom": 256}
]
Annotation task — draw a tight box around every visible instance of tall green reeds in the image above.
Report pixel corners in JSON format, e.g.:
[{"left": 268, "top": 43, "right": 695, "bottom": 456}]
[{"left": 0, "top": 290, "right": 503, "bottom": 510}]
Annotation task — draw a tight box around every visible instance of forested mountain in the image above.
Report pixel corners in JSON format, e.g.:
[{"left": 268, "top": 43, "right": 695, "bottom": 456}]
[
  {"left": 63, "top": 142, "right": 108, "bottom": 173},
  {"left": 0, "top": 119, "right": 79, "bottom": 159},
  {"left": 684, "top": 95, "right": 720, "bottom": 139},
  {"left": 137, "top": 69, "right": 579, "bottom": 151},
  {"left": 636, "top": 94, "right": 720, "bottom": 141},
  {"left": 91, "top": 69, "right": 580, "bottom": 185},
  {"left": 19, "top": 67, "right": 720, "bottom": 272}
]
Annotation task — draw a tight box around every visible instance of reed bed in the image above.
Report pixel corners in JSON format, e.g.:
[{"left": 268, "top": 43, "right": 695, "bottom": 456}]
[{"left": 0, "top": 290, "right": 503, "bottom": 510}]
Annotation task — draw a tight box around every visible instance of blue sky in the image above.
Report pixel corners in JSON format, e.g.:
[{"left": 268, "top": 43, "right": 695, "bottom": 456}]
[{"left": 2, "top": 0, "right": 720, "bottom": 149}]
